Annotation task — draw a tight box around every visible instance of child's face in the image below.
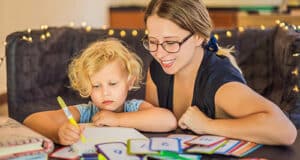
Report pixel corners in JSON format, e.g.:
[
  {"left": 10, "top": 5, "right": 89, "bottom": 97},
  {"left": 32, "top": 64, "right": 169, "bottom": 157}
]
[{"left": 90, "top": 59, "right": 133, "bottom": 112}]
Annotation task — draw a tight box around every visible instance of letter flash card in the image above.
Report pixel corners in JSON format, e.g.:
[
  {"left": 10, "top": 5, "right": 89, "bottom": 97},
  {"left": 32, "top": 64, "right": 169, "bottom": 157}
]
[
  {"left": 186, "top": 135, "right": 226, "bottom": 146},
  {"left": 127, "top": 139, "right": 158, "bottom": 155},
  {"left": 95, "top": 142, "right": 140, "bottom": 160},
  {"left": 149, "top": 137, "right": 182, "bottom": 153}
]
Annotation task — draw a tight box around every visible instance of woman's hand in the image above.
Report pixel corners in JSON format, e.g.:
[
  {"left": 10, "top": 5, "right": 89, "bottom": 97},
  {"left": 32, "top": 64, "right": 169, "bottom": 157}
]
[
  {"left": 57, "top": 122, "right": 84, "bottom": 145},
  {"left": 178, "top": 106, "right": 212, "bottom": 134},
  {"left": 92, "top": 110, "right": 120, "bottom": 127}
]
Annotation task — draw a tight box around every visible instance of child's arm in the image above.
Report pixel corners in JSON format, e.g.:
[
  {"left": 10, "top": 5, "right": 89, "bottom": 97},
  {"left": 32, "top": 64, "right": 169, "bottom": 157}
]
[
  {"left": 92, "top": 101, "right": 177, "bottom": 132},
  {"left": 23, "top": 106, "right": 82, "bottom": 144}
]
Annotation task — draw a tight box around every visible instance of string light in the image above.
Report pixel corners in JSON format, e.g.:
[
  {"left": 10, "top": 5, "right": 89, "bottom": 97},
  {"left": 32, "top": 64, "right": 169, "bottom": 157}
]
[
  {"left": 131, "top": 30, "right": 138, "bottom": 37},
  {"left": 108, "top": 29, "right": 114, "bottom": 36},
  {"left": 3, "top": 41, "right": 7, "bottom": 46},
  {"left": 226, "top": 31, "right": 232, "bottom": 38},
  {"left": 279, "top": 22, "right": 285, "bottom": 28},
  {"left": 40, "top": 34, "right": 46, "bottom": 40},
  {"left": 292, "top": 53, "right": 300, "bottom": 57},
  {"left": 292, "top": 68, "right": 299, "bottom": 76},
  {"left": 46, "top": 32, "right": 51, "bottom": 38},
  {"left": 27, "top": 28, "right": 31, "bottom": 33},
  {"left": 81, "top": 22, "right": 87, "bottom": 27},
  {"left": 85, "top": 26, "right": 92, "bottom": 32},
  {"left": 293, "top": 85, "right": 299, "bottom": 93},
  {"left": 238, "top": 26, "right": 245, "bottom": 32},
  {"left": 214, "top": 34, "right": 219, "bottom": 40},
  {"left": 144, "top": 30, "right": 148, "bottom": 35},
  {"left": 275, "top": 20, "right": 281, "bottom": 25},
  {"left": 69, "top": 22, "right": 75, "bottom": 27},
  {"left": 260, "top": 25, "right": 266, "bottom": 30},
  {"left": 21, "top": 36, "right": 32, "bottom": 42},
  {"left": 120, "top": 30, "right": 126, "bottom": 37},
  {"left": 101, "top": 25, "right": 108, "bottom": 30},
  {"left": 284, "top": 26, "right": 289, "bottom": 30},
  {"left": 40, "top": 25, "right": 48, "bottom": 30}
]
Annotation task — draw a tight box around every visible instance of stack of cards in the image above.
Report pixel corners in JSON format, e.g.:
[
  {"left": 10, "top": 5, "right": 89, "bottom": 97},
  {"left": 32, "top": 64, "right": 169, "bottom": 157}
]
[
  {"left": 51, "top": 134, "right": 262, "bottom": 159},
  {"left": 127, "top": 134, "right": 262, "bottom": 158}
]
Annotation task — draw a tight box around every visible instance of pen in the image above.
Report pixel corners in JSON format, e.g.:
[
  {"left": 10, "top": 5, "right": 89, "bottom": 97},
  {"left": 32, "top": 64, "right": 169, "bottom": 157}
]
[
  {"left": 57, "top": 96, "right": 86, "bottom": 143},
  {"left": 159, "top": 150, "right": 191, "bottom": 160},
  {"left": 81, "top": 153, "right": 107, "bottom": 160}
]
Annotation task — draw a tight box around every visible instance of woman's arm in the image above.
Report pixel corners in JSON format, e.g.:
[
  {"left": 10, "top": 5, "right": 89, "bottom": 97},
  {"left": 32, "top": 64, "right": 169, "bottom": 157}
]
[
  {"left": 23, "top": 106, "right": 80, "bottom": 143},
  {"left": 205, "top": 82, "right": 297, "bottom": 145}
]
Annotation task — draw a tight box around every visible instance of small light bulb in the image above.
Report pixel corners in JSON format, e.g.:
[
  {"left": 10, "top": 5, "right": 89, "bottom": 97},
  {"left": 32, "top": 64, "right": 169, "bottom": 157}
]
[
  {"left": 69, "top": 22, "right": 75, "bottom": 27},
  {"left": 40, "top": 34, "right": 46, "bottom": 40},
  {"left": 81, "top": 22, "right": 87, "bottom": 27},
  {"left": 85, "top": 26, "right": 92, "bottom": 32},
  {"left": 226, "top": 31, "right": 232, "bottom": 37},
  {"left": 46, "top": 32, "right": 51, "bottom": 38},
  {"left": 132, "top": 30, "right": 138, "bottom": 37},
  {"left": 101, "top": 25, "right": 108, "bottom": 30},
  {"left": 120, "top": 30, "right": 126, "bottom": 37},
  {"left": 293, "top": 53, "right": 300, "bottom": 57},
  {"left": 293, "top": 85, "right": 299, "bottom": 93},
  {"left": 292, "top": 68, "right": 298, "bottom": 76},
  {"left": 238, "top": 27, "right": 245, "bottom": 32},
  {"left": 214, "top": 34, "right": 219, "bottom": 40},
  {"left": 108, "top": 29, "right": 114, "bottom": 36}
]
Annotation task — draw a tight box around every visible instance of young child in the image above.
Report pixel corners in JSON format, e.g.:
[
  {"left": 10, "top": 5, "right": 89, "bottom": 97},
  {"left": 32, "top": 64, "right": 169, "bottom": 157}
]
[{"left": 24, "top": 39, "right": 177, "bottom": 145}]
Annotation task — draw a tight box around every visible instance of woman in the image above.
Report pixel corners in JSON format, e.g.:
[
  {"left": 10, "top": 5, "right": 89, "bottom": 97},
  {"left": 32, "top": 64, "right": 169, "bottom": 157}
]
[{"left": 142, "top": 0, "right": 297, "bottom": 145}]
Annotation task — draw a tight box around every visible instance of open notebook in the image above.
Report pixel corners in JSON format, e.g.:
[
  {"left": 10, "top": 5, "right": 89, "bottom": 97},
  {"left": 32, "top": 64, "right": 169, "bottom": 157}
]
[{"left": 71, "top": 124, "right": 147, "bottom": 155}]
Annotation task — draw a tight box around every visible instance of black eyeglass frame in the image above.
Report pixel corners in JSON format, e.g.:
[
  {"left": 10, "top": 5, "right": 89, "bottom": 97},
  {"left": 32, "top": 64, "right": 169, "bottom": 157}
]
[{"left": 142, "top": 33, "right": 193, "bottom": 53}]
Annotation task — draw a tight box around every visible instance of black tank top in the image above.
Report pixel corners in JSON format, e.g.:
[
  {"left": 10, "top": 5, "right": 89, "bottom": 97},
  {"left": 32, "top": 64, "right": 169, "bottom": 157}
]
[{"left": 150, "top": 49, "right": 246, "bottom": 118}]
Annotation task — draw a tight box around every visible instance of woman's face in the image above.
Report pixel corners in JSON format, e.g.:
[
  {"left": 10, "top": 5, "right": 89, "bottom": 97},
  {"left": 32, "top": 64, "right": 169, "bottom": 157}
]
[{"left": 146, "top": 15, "right": 203, "bottom": 75}]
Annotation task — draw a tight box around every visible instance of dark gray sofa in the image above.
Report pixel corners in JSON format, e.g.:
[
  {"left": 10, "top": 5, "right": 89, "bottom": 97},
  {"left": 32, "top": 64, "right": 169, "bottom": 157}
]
[{"left": 5, "top": 25, "right": 300, "bottom": 128}]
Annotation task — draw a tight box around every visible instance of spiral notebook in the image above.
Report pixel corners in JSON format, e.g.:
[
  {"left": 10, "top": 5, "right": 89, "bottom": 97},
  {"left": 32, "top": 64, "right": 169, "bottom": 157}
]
[{"left": 0, "top": 116, "right": 54, "bottom": 159}]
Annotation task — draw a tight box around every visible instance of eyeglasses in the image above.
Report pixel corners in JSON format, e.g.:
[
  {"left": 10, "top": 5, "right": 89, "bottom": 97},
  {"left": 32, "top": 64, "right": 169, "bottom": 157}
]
[{"left": 142, "top": 33, "right": 193, "bottom": 53}]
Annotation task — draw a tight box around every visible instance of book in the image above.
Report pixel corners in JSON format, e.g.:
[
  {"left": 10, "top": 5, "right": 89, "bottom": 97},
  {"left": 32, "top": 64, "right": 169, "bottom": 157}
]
[
  {"left": 71, "top": 124, "right": 148, "bottom": 155},
  {"left": 0, "top": 116, "right": 54, "bottom": 159}
]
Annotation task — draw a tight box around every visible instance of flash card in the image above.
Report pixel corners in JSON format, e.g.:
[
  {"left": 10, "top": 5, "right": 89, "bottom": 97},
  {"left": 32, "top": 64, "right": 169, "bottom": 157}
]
[
  {"left": 186, "top": 140, "right": 227, "bottom": 154},
  {"left": 167, "top": 134, "right": 197, "bottom": 149},
  {"left": 127, "top": 139, "right": 158, "bottom": 155},
  {"left": 214, "top": 139, "right": 241, "bottom": 154},
  {"left": 95, "top": 142, "right": 140, "bottom": 160},
  {"left": 186, "top": 135, "right": 226, "bottom": 146},
  {"left": 149, "top": 137, "right": 182, "bottom": 153}
]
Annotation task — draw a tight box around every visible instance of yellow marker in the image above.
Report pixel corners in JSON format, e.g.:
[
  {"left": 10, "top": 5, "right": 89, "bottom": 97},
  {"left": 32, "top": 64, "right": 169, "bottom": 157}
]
[{"left": 57, "top": 96, "right": 86, "bottom": 143}]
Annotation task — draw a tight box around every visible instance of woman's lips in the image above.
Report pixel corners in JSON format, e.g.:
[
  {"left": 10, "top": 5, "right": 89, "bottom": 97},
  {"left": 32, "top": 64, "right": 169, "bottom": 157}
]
[{"left": 160, "top": 58, "right": 175, "bottom": 68}]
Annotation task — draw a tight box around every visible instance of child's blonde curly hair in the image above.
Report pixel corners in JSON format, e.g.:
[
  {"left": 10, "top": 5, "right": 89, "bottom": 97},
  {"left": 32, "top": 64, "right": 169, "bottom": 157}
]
[{"left": 68, "top": 38, "right": 143, "bottom": 97}]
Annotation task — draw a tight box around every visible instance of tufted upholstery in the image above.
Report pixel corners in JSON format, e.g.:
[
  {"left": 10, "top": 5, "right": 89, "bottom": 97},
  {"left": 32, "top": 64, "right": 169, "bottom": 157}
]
[{"left": 5, "top": 26, "right": 300, "bottom": 128}]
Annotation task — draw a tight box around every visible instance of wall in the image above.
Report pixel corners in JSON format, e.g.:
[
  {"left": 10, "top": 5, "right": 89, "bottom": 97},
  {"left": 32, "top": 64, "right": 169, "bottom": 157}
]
[{"left": 0, "top": 0, "right": 110, "bottom": 103}]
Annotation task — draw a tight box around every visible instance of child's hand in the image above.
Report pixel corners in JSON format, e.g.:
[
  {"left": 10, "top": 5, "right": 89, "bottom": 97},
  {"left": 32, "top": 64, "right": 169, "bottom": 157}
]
[
  {"left": 57, "top": 121, "right": 84, "bottom": 145},
  {"left": 178, "top": 106, "right": 212, "bottom": 134},
  {"left": 92, "top": 110, "right": 120, "bottom": 127}
]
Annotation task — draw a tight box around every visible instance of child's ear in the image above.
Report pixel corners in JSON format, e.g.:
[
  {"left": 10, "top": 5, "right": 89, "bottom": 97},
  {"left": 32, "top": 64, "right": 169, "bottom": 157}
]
[{"left": 127, "top": 75, "right": 136, "bottom": 90}]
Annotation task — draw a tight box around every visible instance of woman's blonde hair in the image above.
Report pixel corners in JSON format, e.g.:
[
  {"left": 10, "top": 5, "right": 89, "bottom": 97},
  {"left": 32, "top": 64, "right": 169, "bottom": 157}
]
[
  {"left": 68, "top": 38, "right": 143, "bottom": 97},
  {"left": 144, "top": 0, "right": 241, "bottom": 73}
]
